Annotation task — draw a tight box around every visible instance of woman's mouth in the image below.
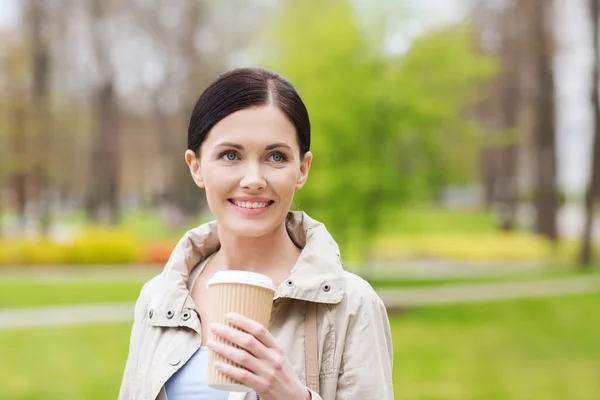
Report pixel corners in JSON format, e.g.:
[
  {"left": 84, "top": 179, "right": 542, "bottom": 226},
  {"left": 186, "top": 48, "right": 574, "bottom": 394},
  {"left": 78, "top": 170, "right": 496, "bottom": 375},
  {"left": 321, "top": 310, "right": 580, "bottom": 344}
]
[{"left": 228, "top": 199, "right": 275, "bottom": 215}]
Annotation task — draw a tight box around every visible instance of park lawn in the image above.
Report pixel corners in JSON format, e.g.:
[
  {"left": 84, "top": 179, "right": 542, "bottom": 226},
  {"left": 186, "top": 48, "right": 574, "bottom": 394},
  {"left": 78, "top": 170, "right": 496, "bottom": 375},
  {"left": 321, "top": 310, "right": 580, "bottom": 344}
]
[
  {"left": 0, "top": 322, "right": 132, "bottom": 400},
  {"left": 0, "top": 281, "right": 145, "bottom": 309},
  {"left": 0, "top": 294, "right": 599, "bottom": 400},
  {"left": 367, "top": 268, "right": 598, "bottom": 289},
  {"left": 392, "top": 292, "right": 600, "bottom": 400},
  {"left": 2, "top": 269, "right": 597, "bottom": 309}
]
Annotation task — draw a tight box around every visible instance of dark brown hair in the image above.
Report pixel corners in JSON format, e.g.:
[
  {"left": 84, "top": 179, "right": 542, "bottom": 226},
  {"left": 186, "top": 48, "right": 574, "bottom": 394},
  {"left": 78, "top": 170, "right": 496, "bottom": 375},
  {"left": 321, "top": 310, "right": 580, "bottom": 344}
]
[{"left": 187, "top": 67, "right": 311, "bottom": 157}]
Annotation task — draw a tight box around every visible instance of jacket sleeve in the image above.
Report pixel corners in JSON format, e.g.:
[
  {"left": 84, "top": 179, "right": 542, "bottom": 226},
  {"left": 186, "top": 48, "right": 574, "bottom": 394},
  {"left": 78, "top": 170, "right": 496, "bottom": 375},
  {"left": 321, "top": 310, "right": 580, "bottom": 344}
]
[
  {"left": 320, "top": 295, "right": 394, "bottom": 400},
  {"left": 118, "top": 286, "right": 149, "bottom": 400}
]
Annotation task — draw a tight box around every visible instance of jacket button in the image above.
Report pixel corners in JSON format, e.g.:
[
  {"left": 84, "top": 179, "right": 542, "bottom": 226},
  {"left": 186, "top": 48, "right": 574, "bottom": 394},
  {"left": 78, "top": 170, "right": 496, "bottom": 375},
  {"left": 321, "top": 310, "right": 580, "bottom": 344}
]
[
  {"left": 148, "top": 310, "right": 154, "bottom": 319},
  {"left": 166, "top": 310, "right": 174, "bottom": 319},
  {"left": 323, "top": 284, "right": 331, "bottom": 292},
  {"left": 286, "top": 280, "right": 294, "bottom": 287},
  {"left": 169, "top": 357, "right": 180, "bottom": 366}
]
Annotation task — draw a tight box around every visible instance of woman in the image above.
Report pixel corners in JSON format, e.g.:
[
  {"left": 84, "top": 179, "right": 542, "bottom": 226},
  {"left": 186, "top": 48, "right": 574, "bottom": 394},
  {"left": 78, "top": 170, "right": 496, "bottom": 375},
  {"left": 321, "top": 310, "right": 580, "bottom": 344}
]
[{"left": 118, "top": 67, "right": 394, "bottom": 400}]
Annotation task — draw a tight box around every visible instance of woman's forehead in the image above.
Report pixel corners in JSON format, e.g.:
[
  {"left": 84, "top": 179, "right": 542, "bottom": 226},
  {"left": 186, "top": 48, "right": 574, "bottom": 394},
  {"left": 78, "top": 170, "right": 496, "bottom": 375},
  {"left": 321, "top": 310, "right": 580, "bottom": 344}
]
[{"left": 204, "top": 106, "right": 298, "bottom": 148}]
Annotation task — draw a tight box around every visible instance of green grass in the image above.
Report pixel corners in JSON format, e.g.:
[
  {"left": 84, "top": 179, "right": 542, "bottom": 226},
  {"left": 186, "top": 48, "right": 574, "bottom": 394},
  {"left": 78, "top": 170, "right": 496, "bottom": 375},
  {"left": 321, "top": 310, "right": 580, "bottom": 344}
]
[
  {"left": 42, "top": 208, "right": 210, "bottom": 242},
  {"left": 391, "top": 293, "right": 600, "bottom": 399},
  {"left": 0, "top": 281, "right": 145, "bottom": 309},
  {"left": 0, "top": 323, "right": 132, "bottom": 400},
  {"left": 368, "top": 268, "right": 599, "bottom": 289},
  {"left": 381, "top": 206, "right": 499, "bottom": 235},
  {"left": 120, "top": 209, "right": 211, "bottom": 241},
  {"left": 0, "top": 294, "right": 598, "bottom": 399},
  {"left": 2, "top": 268, "right": 597, "bottom": 309}
]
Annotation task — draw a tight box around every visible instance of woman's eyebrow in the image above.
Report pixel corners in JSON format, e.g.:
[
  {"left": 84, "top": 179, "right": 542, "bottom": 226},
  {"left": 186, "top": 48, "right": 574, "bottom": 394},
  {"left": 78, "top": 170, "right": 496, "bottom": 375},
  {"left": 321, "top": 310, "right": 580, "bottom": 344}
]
[
  {"left": 265, "top": 143, "right": 292, "bottom": 150},
  {"left": 214, "top": 142, "right": 244, "bottom": 150}
]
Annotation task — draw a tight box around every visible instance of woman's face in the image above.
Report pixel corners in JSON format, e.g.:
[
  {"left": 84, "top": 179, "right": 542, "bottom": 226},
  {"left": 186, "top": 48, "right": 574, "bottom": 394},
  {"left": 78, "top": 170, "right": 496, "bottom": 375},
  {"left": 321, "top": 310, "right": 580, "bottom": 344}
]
[{"left": 185, "top": 105, "right": 312, "bottom": 237}]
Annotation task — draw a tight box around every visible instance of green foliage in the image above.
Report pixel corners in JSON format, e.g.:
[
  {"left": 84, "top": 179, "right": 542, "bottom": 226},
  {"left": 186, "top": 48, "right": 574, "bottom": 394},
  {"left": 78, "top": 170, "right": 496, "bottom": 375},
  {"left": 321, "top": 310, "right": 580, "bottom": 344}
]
[{"left": 258, "top": 0, "right": 497, "bottom": 260}]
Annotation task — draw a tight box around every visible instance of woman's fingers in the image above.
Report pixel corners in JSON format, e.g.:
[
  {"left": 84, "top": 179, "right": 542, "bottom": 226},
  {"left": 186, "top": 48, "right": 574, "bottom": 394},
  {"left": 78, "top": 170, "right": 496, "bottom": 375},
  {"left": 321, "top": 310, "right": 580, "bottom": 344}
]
[
  {"left": 214, "top": 360, "right": 269, "bottom": 393},
  {"left": 209, "top": 315, "right": 308, "bottom": 399},
  {"left": 210, "top": 322, "right": 270, "bottom": 360},
  {"left": 206, "top": 339, "right": 265, "bottom": 375},
  {"left": 225, "top": 312, "right": 278, "bottom": 349}
]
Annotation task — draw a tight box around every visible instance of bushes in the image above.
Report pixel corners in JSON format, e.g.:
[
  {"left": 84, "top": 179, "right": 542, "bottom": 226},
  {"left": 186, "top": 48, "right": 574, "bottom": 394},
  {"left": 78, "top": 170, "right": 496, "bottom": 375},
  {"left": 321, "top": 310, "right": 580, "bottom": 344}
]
[
  {"left": 0, "top": 207, "right": 587, "bottom": 265},
  {"left": 0, "top": 229, "right": 144, "bottom": 266},
  {"left": 373, "top": 232, "right": 590, "bottom": 262},
  {"left": 0, "top": 229, "right": 581, "bottom": 265},
  {"left": 140, "top": 240, "right": 177, "bottom": 265}
]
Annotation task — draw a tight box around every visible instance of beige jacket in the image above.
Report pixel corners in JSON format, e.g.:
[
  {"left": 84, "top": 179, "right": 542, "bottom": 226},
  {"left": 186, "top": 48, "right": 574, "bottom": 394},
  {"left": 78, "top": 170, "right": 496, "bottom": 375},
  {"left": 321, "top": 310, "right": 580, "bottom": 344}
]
[{"left": 118, "top": 212, "right": 394, "bottom": 400}]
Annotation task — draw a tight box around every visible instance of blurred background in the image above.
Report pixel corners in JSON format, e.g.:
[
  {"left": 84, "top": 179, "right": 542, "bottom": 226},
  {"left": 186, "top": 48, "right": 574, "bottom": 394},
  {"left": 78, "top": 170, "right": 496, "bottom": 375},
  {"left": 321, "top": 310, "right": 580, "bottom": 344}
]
[{"left": 0, "top": 0, "right": 599, "bottom": 399}]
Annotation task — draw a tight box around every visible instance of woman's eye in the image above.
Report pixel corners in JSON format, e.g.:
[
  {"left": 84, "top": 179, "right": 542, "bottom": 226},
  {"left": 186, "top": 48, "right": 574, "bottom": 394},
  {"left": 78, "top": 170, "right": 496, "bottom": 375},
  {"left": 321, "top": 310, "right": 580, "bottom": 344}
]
[
  {"left": 221, "top": 151, "right": 238, "bottom": 161},
  {"left": 269, "top": 152, "right": 287, "bottom": 163}
]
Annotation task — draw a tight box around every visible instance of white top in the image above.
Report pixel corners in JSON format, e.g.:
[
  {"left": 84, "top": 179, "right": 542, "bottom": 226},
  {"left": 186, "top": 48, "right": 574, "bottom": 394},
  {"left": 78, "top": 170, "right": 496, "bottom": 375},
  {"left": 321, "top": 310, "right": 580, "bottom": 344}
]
[
  {"left": 165, "top": 256, "right": 229, "bottom": 400},
  {"left": 164, "top": 346, "right": 230, "bottom": 400}
]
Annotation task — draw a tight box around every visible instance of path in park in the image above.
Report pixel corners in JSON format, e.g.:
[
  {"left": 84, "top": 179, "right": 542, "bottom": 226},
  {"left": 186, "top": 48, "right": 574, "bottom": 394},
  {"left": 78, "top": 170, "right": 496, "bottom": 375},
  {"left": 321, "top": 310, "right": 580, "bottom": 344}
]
[{"left": 1, "top": 276, "right": 598, "bottom": 330}]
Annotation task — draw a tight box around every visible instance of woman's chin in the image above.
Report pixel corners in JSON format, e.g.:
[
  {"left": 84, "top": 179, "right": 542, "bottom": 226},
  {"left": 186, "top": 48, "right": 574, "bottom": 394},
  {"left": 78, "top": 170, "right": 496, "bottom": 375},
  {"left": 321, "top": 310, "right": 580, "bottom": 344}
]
[{"left": 222, "top": 217, "right": 278, "bottom": 238}]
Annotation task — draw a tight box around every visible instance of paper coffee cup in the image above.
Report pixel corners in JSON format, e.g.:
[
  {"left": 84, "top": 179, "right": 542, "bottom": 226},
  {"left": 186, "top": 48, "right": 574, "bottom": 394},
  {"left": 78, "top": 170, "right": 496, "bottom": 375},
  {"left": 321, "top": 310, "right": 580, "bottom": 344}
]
[{"left": 206, "top": 270, "right": 277, "bottom": 392}]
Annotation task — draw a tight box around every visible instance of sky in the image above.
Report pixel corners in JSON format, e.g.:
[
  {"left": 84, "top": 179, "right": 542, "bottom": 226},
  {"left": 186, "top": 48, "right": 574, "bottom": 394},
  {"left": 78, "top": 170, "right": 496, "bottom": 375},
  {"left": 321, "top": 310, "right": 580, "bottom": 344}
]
[
  {"left": 0, "top": 0, "right": 18, "bottom": 29},
  {"left": 554, "top": 0, "right": 593, "bottom": 196}
]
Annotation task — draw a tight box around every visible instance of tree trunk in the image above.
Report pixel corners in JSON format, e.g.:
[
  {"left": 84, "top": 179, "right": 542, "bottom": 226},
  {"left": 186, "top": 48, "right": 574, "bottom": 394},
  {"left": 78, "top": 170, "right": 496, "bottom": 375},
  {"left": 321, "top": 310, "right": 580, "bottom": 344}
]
[
  {"left": 86, "top": 0, "right": 121, "bottom": 225},
  {"left": 167, "top": 0, "right": 211, "bottom": 218},
  {"left": 580, "top": 0, "right": 600, "bottom": 267},
  {"left": 532, "top": 0, "right": 559, "bottom": 242},
  {"left": 10, "top": 101, "right": 29, "bottom": 231},
  {"left": 498, "top": 9, "right": 520, "bottom": 231},
  {"left": 28, "top": 0, "right": 53, "bottom": 236},
  {"left": 87, "top": 82, "right": 121, "bottom": 225}
]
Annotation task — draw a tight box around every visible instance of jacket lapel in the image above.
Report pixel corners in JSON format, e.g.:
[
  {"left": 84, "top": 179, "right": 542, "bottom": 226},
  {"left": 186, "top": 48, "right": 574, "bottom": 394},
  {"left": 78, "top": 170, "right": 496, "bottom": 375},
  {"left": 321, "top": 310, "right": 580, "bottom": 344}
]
[{"left": 150, "top": 211, "right": 346, "bottom": 321}]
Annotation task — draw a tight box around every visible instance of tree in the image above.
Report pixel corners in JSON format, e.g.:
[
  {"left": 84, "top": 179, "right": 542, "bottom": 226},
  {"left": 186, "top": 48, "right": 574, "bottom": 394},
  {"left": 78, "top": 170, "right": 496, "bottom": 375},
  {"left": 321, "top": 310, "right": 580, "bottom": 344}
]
[
  {"left": 0, "top": 21, "right": 33, "bottom": 231},
  {"left": 260, "top": 0, "right": 495, "bottom": 262},
  {"left": 26, "top": 0, "right": 53, "bottom": 235},
  {"left": 86, "top": 0, "right": 121, "bottom": 225},
  {"left": 580, "top": 0, "right": 600, "bottom": 267},
  {"left": 472, "top": 0, "right": 535, "bottom": 232},
  {"left": 531, "top": 0, "right": 559, "bottom": 241}
]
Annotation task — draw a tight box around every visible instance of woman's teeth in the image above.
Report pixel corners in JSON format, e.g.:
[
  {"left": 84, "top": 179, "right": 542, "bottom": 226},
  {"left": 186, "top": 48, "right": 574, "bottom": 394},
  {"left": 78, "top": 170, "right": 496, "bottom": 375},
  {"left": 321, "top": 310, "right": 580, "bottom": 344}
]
[{"left": 233, "top": 201, "right": 270, "bottom": 209}]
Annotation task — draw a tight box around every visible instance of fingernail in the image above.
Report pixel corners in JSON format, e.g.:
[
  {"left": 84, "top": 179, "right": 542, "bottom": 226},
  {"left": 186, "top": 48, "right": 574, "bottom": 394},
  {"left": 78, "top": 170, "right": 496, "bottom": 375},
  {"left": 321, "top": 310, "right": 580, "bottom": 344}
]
[
  {"left": 210, "top": 324, "right": 218, "bottom": 332},
  {"left": 225, "top": 313, "right": 235, "bottom": 321},
  {"left": 206, "top": 340, "right": 215, "bottom": 348}
]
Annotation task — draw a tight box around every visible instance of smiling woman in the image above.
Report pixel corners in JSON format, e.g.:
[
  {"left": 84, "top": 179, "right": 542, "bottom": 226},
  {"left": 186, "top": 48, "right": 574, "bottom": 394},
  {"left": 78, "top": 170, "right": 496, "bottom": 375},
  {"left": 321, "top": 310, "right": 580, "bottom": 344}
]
[
  {"left": 186, "top": 72, "right": 312, "bottom": 240},
  {"left": 118, "top": 68, "right": 394, "bottom": 400}
]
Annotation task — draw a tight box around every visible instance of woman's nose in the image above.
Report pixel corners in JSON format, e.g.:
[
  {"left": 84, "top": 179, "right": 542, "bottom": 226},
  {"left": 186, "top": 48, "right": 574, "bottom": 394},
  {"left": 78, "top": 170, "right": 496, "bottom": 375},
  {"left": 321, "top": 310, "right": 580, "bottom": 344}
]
[{"left": 239, "top": 165, "right": 266, "bottom": 191}]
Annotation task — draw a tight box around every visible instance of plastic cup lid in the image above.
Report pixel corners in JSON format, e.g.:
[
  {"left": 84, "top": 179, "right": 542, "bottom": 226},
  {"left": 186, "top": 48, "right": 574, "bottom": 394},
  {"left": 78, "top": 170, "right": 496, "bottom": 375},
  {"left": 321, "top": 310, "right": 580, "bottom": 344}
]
[{"left": 207, "top": 270, "right": 277, "bottom": 292}]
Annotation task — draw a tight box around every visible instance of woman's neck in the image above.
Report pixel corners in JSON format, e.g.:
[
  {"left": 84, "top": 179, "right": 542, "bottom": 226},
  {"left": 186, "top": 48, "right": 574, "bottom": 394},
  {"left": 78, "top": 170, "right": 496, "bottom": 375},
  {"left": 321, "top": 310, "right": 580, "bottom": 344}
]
[{"left": 213, "top": 221, "right": 301, "bottom": 281}]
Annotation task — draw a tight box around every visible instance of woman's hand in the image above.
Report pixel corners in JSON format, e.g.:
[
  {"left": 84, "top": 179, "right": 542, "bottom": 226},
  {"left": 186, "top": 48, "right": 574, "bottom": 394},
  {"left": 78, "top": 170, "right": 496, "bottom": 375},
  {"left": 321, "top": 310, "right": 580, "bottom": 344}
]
[{"left": 207, "top": 312, "right": 311, "bottom": 400}]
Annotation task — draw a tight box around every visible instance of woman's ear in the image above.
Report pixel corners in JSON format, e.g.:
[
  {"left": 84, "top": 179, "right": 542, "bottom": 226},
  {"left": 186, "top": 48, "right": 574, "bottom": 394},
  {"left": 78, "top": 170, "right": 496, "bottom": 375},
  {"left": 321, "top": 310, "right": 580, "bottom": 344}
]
[
  {"left": 296, "top": 151, "right": 313, "bottom": 190},
  {"left": 185, "top": 150, "right": 204, "bottom": 188}
]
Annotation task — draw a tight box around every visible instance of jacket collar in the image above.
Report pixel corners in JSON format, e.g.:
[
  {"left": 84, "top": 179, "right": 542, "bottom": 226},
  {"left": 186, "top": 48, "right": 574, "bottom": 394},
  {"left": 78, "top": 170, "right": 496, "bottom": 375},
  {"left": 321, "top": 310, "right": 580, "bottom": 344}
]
[{"left": 148, "top": 211, "right": 345, "bottom": 328}]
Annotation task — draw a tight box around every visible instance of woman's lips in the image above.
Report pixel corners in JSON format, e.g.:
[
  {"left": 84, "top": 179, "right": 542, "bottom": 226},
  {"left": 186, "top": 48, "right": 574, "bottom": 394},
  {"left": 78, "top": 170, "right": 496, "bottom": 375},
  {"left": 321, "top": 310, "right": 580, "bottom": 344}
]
[{"left": 228, "top": 199, "right": 274, "bottom": 216}]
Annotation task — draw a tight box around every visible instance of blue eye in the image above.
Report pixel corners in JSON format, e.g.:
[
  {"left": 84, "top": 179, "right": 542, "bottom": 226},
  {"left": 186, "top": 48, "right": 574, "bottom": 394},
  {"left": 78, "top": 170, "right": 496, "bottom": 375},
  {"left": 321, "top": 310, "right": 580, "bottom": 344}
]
[
  {"left": 269, "top": 152, "right": 287, "bottom": 163},
  {"left": 221, "top": 151, "right": 238, "bottom": 161}
]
